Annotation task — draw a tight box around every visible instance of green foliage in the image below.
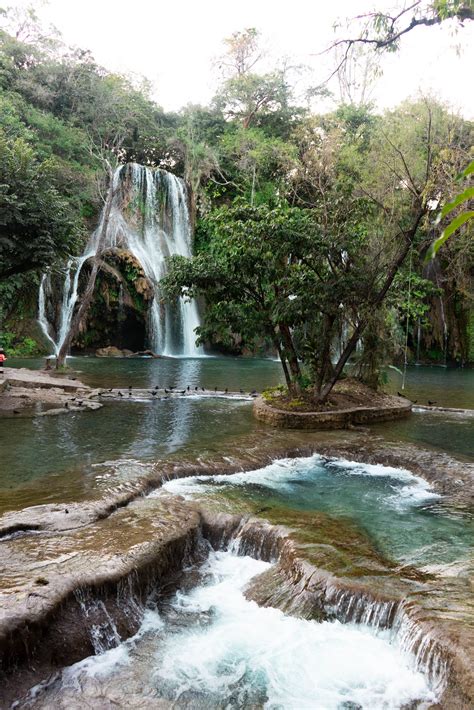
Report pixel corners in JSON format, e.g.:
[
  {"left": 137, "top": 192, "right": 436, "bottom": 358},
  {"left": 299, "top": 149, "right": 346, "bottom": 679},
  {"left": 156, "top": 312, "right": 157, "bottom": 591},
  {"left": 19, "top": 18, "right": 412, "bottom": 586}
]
[
  {"left": 262, "top": 385, "right": 287, "bottom": 401},
  {"left": 0, "top": 6, "right": 472, "bottom": 378},
  {"left": 0, "top": 330, "right": 40, "bottom": 356},
  {"left": 0, "top": 128, "right": 83, "bottom": 278},
  {"left": 428, "top": 159, "right": 474, "bottom": 258}
]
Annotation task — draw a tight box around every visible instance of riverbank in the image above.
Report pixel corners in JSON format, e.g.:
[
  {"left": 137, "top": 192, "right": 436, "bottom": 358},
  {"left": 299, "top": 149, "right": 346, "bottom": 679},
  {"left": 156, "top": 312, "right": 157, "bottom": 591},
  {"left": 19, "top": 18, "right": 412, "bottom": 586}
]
[{"left": 0, "top": 367, "right": 101, "bottom": 416}]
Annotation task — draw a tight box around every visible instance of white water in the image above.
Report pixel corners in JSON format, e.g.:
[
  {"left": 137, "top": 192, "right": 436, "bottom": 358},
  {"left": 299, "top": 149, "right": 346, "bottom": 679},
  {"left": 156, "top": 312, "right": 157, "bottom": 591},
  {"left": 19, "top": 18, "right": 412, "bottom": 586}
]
[
  {"left": 161, "top": 453, "right": 440, "bottom": 509},
  {"left": 22, "top": 551, "right": 435, "bottom": 709},
  {"left": 38, "top": 163, "right": 202, "bottom": 358}
]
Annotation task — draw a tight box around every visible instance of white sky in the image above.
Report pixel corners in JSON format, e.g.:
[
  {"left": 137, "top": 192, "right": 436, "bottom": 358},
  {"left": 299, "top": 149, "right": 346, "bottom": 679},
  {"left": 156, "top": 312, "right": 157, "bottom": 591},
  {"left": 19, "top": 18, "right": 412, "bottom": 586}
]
[{"left": 6, "top": 0, "right": 474, "bottom": 117}]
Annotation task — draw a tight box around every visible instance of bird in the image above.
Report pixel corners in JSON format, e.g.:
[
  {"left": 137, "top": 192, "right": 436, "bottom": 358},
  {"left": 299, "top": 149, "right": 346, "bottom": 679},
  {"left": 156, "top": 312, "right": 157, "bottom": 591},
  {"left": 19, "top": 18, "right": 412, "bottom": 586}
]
[
  {"left": 397, "top": 391, "right": 403, "bottom": 397},
  {"left": 118, "top": 392, "right": 123, "bottom": 398},
  {"left": 77, "top": 401, "right": 83, "bottom": 407},
  {"left": 428, "top": 400, "right": 437, "bottom": 406},
  {"left": 65, "top": 402, "right": 69, "bottom": 409},
  {"left": 413, "top": 400, "right": 418, "bottom": 404},
  {"left": 13, "top": 409, "right": 20, "bottom": 415},
  {"left": 128, "top": 385, "right": 132, "bottom": 390},
  {"left": 250, "top": 389, "right": 257, "bottom": 396},
  {"left": 194, "top": 386, "right": 198, "bottom": 391},
  {"left": 187, "top": 386, "right": 190, "bottom": 391},
  {"left": 239, "top": 389, "right": 244, "bottom": 394},
  {"left": 179, "top": 389, "right": 186, "bottom": 395},
  {"left": 128, "top": 391, "right": 132, "bottom": 397},
  {"left": 225, "top": 388, "right": 228, "bottom": 394},
  {"left": 108, "top": 388, "right": 113, "bottom": 392},
  {"left": 214, "top": 386, "right": 217, "bottom": 392},
  {"left": 164, "top": 388, "right": 169, "bottom": 394},
  {"left": 151, "top": 391, "right": 157, "bottom": 396},
  {"left": 70, "top": 397, "right": 76, "bottom": 401},
  {"left": 201, "top": 387, "right": 205, "bottom": 392}
]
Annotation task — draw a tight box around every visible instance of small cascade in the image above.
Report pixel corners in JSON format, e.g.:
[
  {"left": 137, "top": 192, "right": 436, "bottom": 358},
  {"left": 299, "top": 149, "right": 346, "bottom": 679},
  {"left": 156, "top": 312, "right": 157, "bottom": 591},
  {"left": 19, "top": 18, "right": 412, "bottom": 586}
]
[
  {"left": 38, "top": 163, "right": 202, "bottom": 358},
  {"left": 208, "top": 515, "right": 449, "bottom": 698},
  {"left": 391, "top": 605, "right": 450, "bottom": 695},
  {"left": 325, "top": 587, "right": 398, "bottom": 630},
  {"left": 38, "top": 274, "right": 58, "bottom": 354},
  {"left": 74, "top": 589, "right": 122, "bottom": 655},
  {"left": 325, "top": 588, "right": 448, "bottom": 693},
  {"left": 439, "top": 292, "right": 449, "bottom": 366}
]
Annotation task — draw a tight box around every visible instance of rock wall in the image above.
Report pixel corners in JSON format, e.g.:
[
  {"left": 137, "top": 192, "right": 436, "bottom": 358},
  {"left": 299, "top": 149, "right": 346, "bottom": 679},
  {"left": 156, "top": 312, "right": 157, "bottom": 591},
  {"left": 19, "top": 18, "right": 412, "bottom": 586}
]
[{"left": 253, "top": 395, "right": 412, "bottom": 429}]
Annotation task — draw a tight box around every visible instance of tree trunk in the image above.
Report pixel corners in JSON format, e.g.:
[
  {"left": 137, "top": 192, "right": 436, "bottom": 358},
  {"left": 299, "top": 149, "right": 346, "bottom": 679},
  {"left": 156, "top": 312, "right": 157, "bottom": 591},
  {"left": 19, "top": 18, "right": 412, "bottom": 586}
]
[
  {"left": 278, "top": 323, "right": 302, "bottom": 394},
  {"left": 313, "top": 313, "right": 336, "bottom": 400},
  {"left": 317, "top": 211, "right": 424, "bottom": 402},
  {"left": 56, "top": 170, "right": 115, "bottom": 367},
  {"left": 274, "top": 340, "right": 292, "bottom": 392}
]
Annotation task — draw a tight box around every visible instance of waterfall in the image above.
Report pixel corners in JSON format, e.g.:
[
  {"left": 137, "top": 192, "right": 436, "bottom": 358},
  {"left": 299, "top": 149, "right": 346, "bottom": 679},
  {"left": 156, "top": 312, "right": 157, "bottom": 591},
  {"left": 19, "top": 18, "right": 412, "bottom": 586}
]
[
  {"left": 416, "top": 317, "right": 421, "bottom": 365},
  {"left": 38, "top": 274, "right": 58, "bottom": 354},
  {"left": 38, "top": 163, "right": 203, "bottom": 358}
]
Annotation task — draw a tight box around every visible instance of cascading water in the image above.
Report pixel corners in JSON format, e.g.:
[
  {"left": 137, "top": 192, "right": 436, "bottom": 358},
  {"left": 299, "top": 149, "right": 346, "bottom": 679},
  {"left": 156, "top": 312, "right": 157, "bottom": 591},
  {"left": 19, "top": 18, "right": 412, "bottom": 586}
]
[{"left": 38, "top": 163, "right": 202, "bottom": 358}]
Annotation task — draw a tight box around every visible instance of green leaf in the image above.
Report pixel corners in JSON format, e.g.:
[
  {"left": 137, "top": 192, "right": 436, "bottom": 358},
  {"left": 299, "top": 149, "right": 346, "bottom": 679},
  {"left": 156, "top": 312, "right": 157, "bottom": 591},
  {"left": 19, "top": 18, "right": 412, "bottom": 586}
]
[
  {"left": 427, "top": 210, "right": 474, "bottom": 259},
  {"left": 459, "top": 159, "right": 474, "bottom": 180},
  {"left": 438, "top": 187, "right": 474, "bottom": 220}
]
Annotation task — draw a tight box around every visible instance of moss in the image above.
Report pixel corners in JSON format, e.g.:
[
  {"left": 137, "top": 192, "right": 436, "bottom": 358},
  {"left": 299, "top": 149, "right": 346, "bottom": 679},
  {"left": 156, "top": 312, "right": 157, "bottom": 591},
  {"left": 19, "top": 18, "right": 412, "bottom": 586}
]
[{"left": 262, "top": 385, "right": 287, "bottom": 401}]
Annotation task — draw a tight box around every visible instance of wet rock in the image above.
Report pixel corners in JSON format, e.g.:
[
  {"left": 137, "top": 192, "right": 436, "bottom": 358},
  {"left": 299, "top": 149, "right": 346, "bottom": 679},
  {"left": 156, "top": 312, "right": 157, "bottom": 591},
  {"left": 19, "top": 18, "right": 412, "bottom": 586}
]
[
  {"left": 0, "top": 368, "right": 94, "bottom": 417},
  {"left": 95, "top": 346, "right": 127, "bottom": 357}
]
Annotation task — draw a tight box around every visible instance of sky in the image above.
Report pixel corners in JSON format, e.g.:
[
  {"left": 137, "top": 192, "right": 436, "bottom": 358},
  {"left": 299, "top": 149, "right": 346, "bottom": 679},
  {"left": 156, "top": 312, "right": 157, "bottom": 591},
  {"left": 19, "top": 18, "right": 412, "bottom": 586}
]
[{"left": 5, "top": 0, "right": 474, "bottom": 117}]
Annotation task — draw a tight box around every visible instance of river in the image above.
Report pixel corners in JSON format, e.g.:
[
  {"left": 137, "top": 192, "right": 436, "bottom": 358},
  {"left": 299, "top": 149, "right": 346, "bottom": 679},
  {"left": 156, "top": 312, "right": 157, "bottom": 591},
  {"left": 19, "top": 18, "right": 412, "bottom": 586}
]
[{"left": 1, "top": 356, "right": 473, "bottom": 709}]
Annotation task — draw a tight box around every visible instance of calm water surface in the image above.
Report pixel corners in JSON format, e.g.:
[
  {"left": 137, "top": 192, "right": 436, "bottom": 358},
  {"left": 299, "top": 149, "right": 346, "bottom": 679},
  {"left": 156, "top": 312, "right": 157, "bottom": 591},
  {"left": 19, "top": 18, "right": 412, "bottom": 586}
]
[{"left": 0, "top": 358, "right": 473, "bottom": 511}]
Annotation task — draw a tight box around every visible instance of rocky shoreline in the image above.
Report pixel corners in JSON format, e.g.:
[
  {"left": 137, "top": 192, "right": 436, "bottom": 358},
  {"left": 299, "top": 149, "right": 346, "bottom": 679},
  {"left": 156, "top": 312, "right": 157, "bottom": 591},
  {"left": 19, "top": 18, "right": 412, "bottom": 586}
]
[{"left": 0, "top": 368, "right": 102, "bottom": 416}]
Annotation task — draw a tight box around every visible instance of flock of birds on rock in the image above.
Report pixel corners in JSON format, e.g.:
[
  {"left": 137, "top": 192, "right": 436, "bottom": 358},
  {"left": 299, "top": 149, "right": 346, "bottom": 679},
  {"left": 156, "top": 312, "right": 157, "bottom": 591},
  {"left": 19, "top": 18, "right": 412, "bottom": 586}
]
[
  {"left": 10, "top": 388, "right": 441, "bottom": 415},
  {"left": 397, "top": 392, "right": 438, "bottom": 406},
  {"left": 97, "top": 385, "right": 258, "bottom": 400}
]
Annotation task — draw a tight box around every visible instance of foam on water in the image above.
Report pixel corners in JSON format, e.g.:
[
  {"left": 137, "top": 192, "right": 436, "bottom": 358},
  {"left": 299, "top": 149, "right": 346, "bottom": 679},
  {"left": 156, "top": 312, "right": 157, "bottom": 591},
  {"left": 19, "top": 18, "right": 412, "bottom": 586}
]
[
  {"left": 155, "top": 552, "right": 435, "bottom": 708},
  {"left": 159, "top": 454, "right": 469, "bottom": 567},
  {"left": 27, "top": 551, "right": 435, "bottom": 709},
  {"left": 161, "top": 453, "right": 440, "bottom": 508}
]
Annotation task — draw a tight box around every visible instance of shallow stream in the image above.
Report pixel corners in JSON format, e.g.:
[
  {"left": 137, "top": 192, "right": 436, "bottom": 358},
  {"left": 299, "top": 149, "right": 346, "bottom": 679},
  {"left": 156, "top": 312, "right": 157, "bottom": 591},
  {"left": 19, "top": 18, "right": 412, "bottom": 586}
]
[{"left": 162, "top": 454, "right": 473, "bottom": 568}]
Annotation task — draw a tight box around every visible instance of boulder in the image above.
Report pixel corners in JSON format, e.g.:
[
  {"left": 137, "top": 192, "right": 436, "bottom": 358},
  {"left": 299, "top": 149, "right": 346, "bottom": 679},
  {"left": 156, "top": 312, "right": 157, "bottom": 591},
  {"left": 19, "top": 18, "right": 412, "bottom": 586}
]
[{"left": 95, "top": 346, "right": 126, "bottom": 358}]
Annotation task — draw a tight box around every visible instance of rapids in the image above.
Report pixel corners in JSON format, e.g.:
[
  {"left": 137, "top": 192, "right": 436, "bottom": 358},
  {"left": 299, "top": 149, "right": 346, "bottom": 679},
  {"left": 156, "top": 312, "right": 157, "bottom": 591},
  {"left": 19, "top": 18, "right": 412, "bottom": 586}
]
[{"left": 18, "top": 551, "right": 436, "bottom": 710}]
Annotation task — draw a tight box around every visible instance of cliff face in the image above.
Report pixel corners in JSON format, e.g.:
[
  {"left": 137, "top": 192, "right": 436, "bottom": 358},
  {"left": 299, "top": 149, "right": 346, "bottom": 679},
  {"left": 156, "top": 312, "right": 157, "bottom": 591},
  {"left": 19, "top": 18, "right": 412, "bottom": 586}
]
[{"left": 71, "top": 250, "right": 152, "bottom": 353}]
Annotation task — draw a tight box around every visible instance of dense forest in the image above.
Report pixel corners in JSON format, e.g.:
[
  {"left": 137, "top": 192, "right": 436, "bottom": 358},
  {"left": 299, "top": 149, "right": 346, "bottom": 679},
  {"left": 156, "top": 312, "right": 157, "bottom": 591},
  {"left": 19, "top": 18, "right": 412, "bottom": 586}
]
[{"left": 0, "top": 6, "right": 472, "bottom": 398}]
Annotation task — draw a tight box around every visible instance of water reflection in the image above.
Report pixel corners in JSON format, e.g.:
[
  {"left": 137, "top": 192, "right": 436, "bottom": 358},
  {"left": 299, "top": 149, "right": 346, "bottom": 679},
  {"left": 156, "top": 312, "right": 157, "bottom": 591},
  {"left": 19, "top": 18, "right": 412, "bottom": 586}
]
[{"left": 1, "top": 358, "right": 473, "bottom": 511}]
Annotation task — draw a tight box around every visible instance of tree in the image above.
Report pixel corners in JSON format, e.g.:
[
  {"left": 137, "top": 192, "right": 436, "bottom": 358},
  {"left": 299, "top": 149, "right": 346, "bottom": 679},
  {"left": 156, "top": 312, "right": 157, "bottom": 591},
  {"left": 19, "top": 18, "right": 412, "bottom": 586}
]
[
  {"left": 162, "top": 200, "right": 312, "bottom": 394},
  {"left": 0, "top": 129, "right": 81, "bottom": 279},
  {"left": 326, "top": 0, "right": 473, "bottom": 80},
  {"left": 214, "top": 70, "right": 295, "bottom": 130},
  {"left": 215, "top": 28, "right": 262, "bottom": 78}
]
